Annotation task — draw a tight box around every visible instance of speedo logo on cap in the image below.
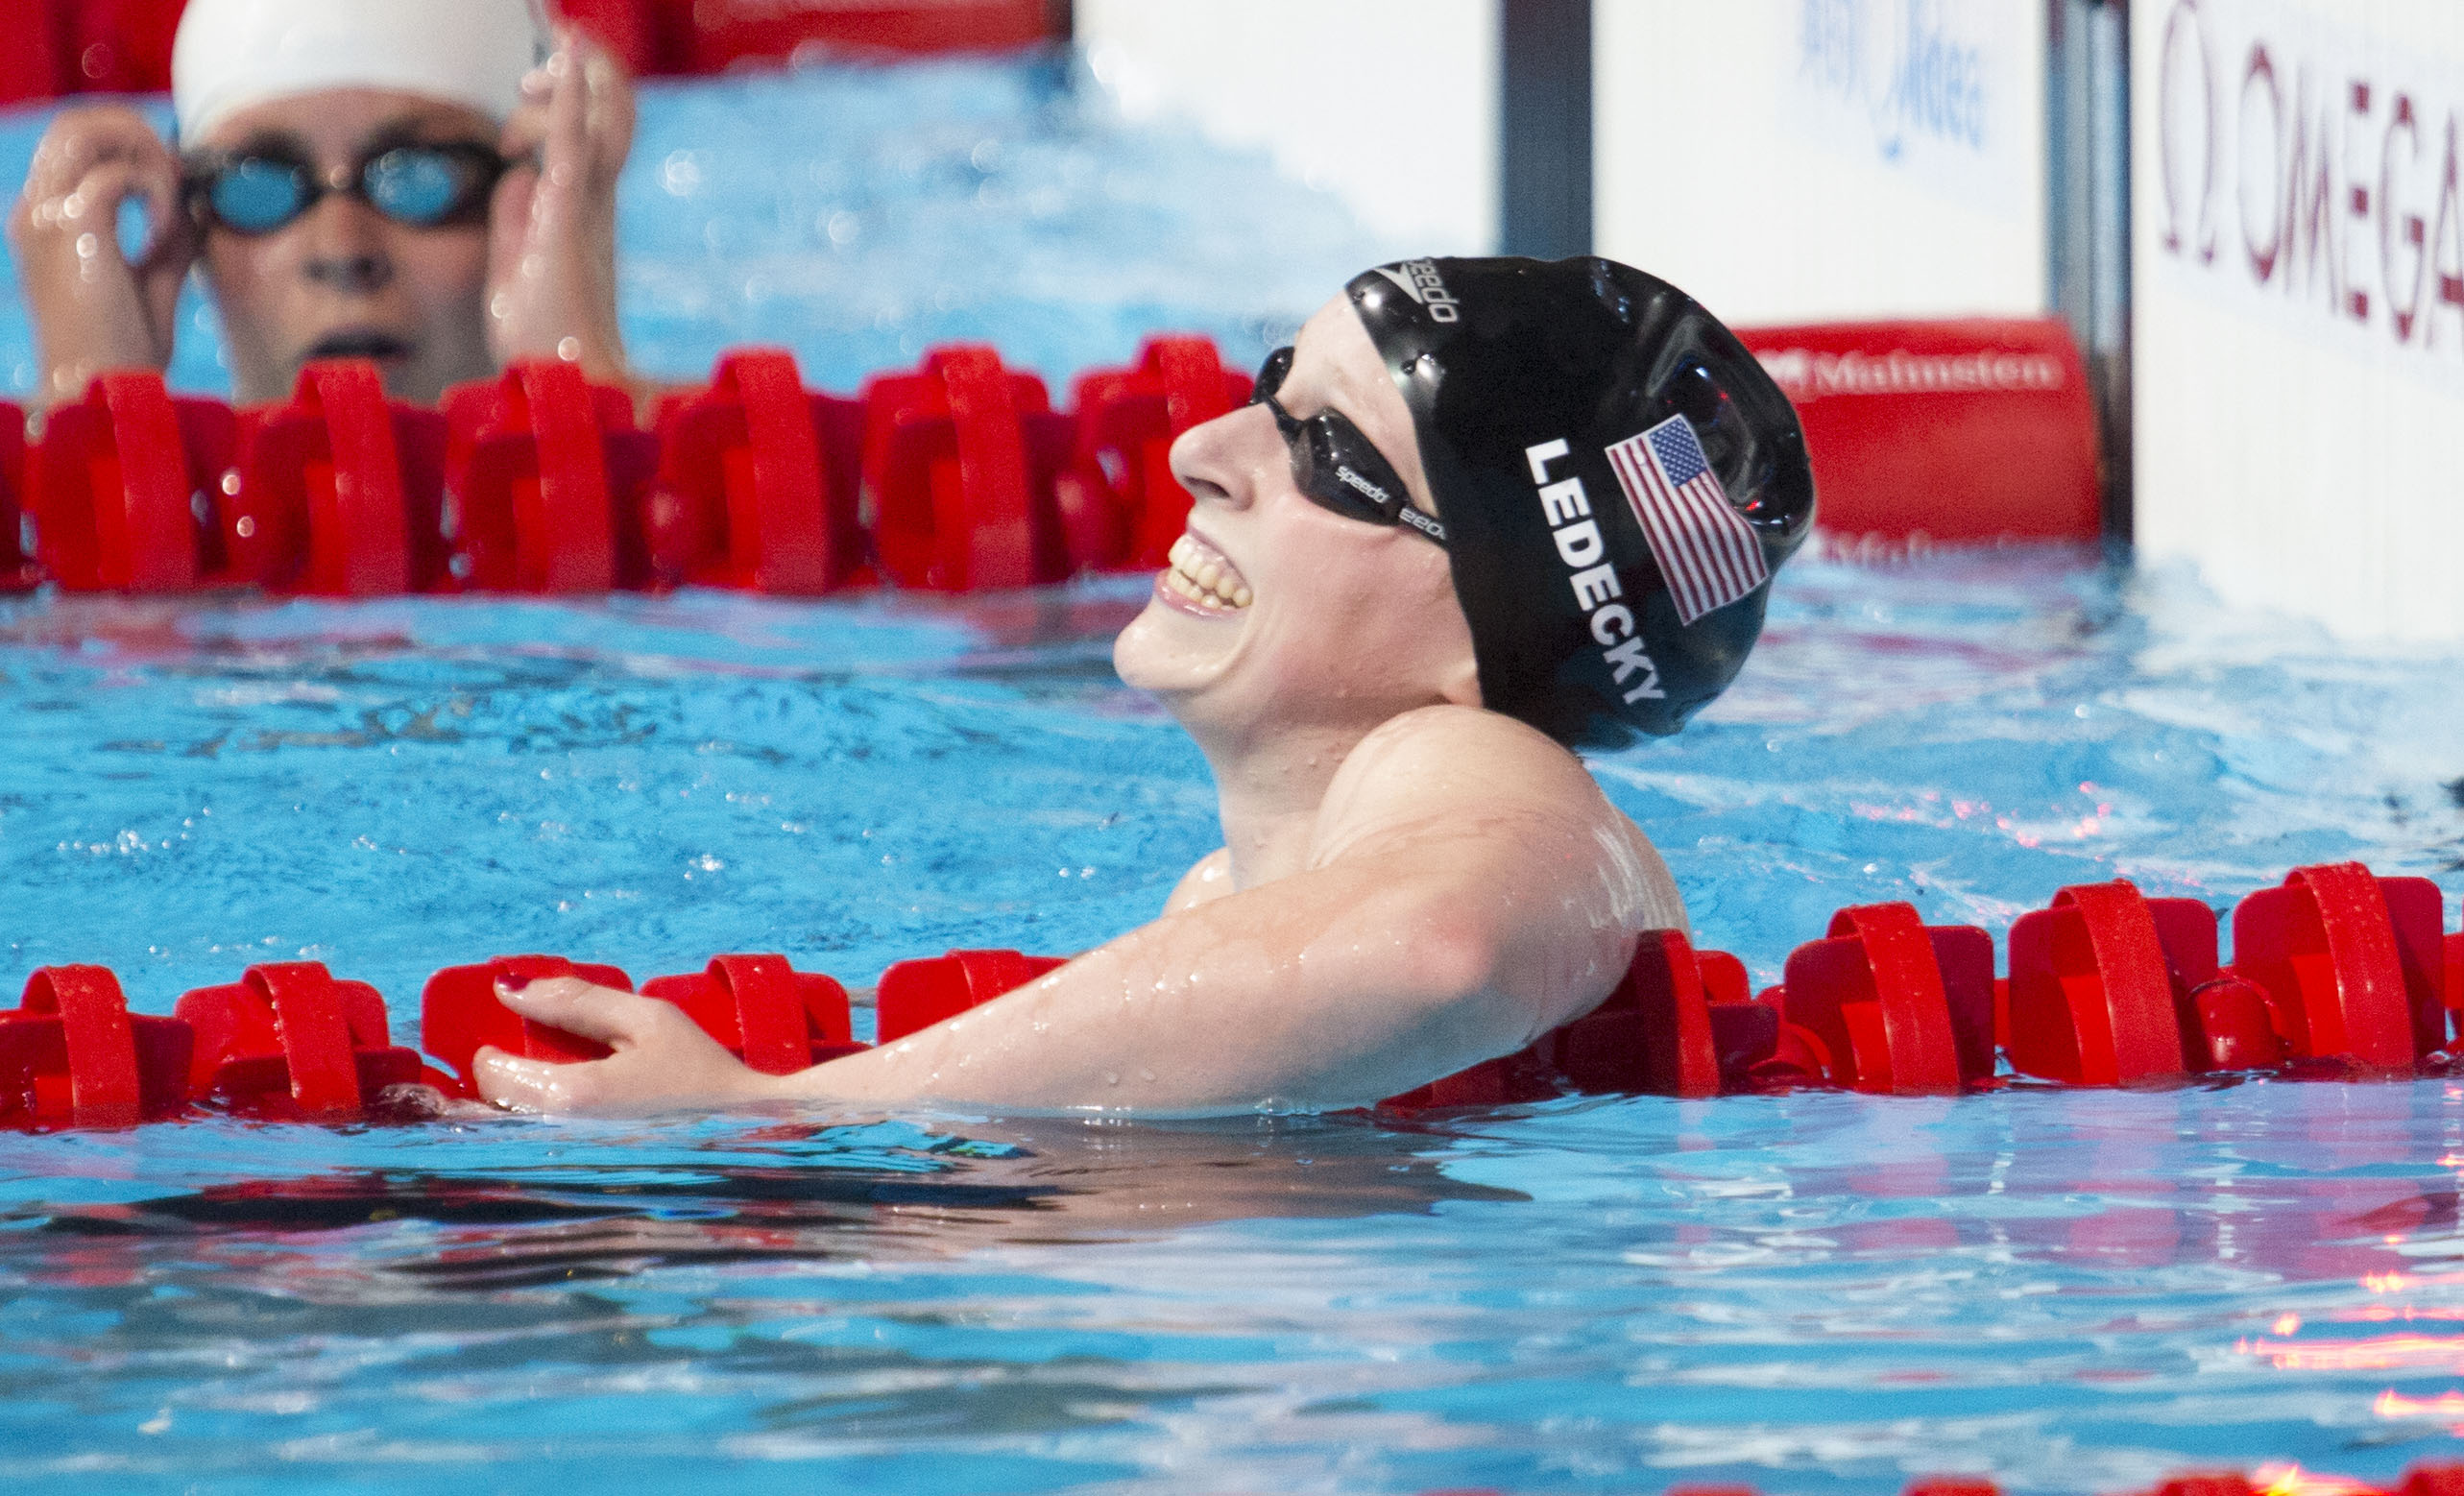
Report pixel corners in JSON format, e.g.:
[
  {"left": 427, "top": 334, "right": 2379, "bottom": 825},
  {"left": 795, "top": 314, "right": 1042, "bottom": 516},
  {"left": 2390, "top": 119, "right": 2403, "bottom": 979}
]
[
  {"left": 1372, "top": 260, "right": 1461, "bottom": 323},
  {"left": 1525, "top": 439, "right": 1664, "bottom": 704}
]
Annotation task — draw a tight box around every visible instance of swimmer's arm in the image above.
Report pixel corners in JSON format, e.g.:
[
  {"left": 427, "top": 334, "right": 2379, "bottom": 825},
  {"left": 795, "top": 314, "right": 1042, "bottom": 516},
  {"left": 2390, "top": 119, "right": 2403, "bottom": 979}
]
[
  {"left": 479, "top": 708, "right": 1681, "bottom": 1117},
  {"left": 488, "top": 28, "right": 637, "bottom": 393},
  {"left": 10, "top": 105, "right": 194, "bottom": 408},
  {"left": 1162, "top": 849, "right": 1233, "bottom": 913}
]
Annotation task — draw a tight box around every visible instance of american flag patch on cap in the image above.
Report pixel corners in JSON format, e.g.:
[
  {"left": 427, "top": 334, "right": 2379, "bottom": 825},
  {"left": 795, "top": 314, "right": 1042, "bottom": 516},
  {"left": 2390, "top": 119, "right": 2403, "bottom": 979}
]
[{"left": 1605, "top": 416, "right": 1769, "bottom": 626}]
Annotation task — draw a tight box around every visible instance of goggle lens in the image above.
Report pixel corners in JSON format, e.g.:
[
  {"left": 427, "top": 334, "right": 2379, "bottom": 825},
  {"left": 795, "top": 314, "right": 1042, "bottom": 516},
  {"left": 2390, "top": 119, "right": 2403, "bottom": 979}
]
[
  {"left": 1250, "top": 346, "right": 1446, "bottom": 547},
  {"left": 363, "top": 147, "right": 477, "bottom": 227},
  {"left": 206, "top": 157, "right": 312, "bottom": 234}
]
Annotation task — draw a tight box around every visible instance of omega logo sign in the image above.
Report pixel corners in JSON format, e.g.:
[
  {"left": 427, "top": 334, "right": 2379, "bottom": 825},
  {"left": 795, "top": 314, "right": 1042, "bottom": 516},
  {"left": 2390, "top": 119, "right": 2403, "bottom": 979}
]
[{"left": 2156, "top": 0, "right": 2464, "bottom": 367}]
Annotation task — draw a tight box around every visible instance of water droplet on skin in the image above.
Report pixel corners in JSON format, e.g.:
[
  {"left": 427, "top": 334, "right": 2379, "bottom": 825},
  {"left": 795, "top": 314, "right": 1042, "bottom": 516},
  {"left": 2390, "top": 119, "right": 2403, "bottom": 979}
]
[
  {"left": 1138, "top": 1069, "right": 1156, "bottom": 1082},
  {"left": 1102, "top": 1071, "right": 1121, "bottom": 1086}
]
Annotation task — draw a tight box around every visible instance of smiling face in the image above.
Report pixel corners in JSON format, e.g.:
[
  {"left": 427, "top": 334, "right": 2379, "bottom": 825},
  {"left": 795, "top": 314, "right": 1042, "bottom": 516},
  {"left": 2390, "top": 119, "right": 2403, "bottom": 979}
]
[
  {"left": 1113, "top": 295, "right": 1481, "bottom": 758},
  {"left": 192, "top": 88, "right": 498, "bottom": 406}
]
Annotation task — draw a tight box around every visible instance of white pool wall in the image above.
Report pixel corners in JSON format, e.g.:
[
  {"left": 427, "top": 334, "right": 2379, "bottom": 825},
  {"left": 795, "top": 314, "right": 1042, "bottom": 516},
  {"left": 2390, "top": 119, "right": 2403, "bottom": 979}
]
[
  {"left": 1596, "top": 0, "right": 2049, "bottom": 325},
  {"left": 1074, "top": 0, "right": 1500, "bottom": 253},
  {"left": 1074, "top": 1, "right": 2051, "bottom": 323},
  {"left": 2132, "top": 0, "right": 2464, "bottom": 640}
]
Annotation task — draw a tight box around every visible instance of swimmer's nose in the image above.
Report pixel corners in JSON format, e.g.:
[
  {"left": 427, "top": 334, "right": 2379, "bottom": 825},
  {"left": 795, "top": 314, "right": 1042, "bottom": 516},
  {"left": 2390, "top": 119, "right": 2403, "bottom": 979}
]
[
  {"left": 298, "top": 197, "right": 396, "bottom": 295},
  {"left": 1167, "top": 405, "right": 1265, "bottom": 514},
  {"left": 302, "top": 248, "right": 394, "bottom": 294}
]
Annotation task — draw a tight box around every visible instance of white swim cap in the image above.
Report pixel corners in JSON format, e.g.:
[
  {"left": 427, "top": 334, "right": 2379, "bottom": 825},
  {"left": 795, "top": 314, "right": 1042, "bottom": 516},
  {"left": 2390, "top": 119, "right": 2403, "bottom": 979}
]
[{"left": 172, "top": 0, "right": 554, "bottom": 145}]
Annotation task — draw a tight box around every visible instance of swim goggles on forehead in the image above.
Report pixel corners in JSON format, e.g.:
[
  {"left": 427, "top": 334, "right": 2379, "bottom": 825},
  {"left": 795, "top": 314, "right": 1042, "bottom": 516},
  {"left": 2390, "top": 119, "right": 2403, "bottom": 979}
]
[
  {"left": 1251, "top": 346, "right": 1447, "bottom": 547},
  {"left": 183, "top": 142, "right": 514, "bottom": 236}
]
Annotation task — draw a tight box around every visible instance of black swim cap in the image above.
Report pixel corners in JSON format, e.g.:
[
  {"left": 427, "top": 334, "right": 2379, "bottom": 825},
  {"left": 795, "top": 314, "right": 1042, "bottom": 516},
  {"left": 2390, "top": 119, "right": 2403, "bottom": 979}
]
[{"left": 1348, "top": 256, "right": 1814, "bottom": 746}]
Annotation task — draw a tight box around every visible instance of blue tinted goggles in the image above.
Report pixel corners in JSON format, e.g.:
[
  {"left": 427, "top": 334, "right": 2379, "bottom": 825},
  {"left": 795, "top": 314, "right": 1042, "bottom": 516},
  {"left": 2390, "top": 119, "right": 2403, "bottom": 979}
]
[{"left": 185, "top": 143, "right": 512, "bottom": 236}]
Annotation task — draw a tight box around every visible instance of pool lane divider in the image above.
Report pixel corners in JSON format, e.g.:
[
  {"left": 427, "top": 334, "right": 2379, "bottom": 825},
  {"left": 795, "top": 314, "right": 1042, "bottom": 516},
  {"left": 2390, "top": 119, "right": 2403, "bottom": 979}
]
[
  {"left": 651, "top": 349, "right": 868, "bottom": 594},
  {"left": 0, "top": 318, "right": 2101, "bottom": 601},
  {"left": 3, "top": 859, "right": 2457, "bottom": 1130},
  {"left": 175, "top": 962, "right": 424, "bottom": 1118}
]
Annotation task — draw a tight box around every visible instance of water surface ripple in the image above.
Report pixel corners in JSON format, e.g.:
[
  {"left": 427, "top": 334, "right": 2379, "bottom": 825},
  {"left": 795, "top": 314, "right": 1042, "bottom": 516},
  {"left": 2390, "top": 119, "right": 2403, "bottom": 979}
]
[{"left": 0, "top": 555, "right": 2460, "bottom": 1492}]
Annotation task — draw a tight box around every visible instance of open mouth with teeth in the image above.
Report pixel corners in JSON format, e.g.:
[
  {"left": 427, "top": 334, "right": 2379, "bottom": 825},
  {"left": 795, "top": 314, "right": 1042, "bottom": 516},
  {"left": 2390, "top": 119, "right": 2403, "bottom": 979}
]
[{"left": 1159, "top": 532, "right": 1252, "bottom": 614}]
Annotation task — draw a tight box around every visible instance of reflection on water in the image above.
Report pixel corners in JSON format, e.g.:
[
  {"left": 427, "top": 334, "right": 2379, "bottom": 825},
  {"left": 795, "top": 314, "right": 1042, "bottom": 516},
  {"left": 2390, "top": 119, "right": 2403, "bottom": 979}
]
[
  {"left": 8, "top": 1082, "right": 2464, "bottom": 1491},
  {"left": 19, "top": 1113, "right": 1521, "bottom": 1287}
]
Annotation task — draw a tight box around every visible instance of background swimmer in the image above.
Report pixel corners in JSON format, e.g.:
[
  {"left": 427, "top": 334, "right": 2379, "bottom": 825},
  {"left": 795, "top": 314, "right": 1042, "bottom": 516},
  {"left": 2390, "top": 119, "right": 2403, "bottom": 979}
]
[
  {"left": 8, "top": 0, "right": 634, "bottom": 408},
  {"left": 475, "top": 255, "right": 1815, "bottom": 1118}
]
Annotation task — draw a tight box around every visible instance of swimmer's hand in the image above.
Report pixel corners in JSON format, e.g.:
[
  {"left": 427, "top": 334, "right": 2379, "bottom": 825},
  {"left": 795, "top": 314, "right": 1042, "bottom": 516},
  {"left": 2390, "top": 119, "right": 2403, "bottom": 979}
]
[
  {"left": 10, "top": 105, "right": 194, "bottom": 407},
  {"left": 487, "top": 28, "right": 635, "bottom": 391},
  {"left": 473, "top": 976, "right": 786, "bottom": 1116}
]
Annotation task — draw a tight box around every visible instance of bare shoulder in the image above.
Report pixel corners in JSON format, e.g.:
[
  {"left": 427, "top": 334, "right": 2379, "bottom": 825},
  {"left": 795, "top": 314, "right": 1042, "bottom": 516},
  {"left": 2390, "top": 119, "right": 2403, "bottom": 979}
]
[
  {"left": 1319, "top": 704, "right": 1612, "bottom": 829},
  {"left": 1310, "top": 707, "right": 1678, "bottom": 926},
  {"left": 1163, "top": 847, "right": 1234, "bottom": 913}
]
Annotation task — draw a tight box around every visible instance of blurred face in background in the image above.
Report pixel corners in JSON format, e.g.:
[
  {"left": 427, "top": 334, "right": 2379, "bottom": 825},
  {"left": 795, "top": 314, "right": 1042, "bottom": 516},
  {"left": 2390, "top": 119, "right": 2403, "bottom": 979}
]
[{"left": 192, "top": 88, "right": 499, "bottom": 405}]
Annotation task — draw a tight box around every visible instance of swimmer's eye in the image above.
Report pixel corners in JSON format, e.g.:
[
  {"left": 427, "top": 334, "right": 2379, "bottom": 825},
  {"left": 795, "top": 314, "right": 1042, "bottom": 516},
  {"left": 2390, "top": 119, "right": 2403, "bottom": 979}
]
[
  {"left": 1249, "top": 345, "right": 1446, "bottom": 548},
  {"left": 186, "top": 143, "right": 511, "bottom": 236}
]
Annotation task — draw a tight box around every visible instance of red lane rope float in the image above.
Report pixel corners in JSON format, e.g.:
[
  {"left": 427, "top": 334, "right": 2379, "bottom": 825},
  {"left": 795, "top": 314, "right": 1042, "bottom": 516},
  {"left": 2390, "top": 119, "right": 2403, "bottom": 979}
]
[
  {"left": 1771, "top": 903, "right": 1994, "bottom": 1094},
  {"left": 1400, "top": 934, "right": 1777, "bottom": 1108},
  {"left": 1065, "top": 334, "right": 1253, "bottom": 571},
  {"left": 2450, "top": 929, "right": 2464, "bottom": 1038},
  {"left": 0, "top": 399, "right": 32, "bottom": 592},
  {"left": 638, "top": 953, "right": 865, "bottom": 1073},
  {"left": 861, "top": 345, "right": 1076, "bottom": 591},
  {"left": 420, "top": 954, "right": 636, "bottom": 1097},
  {"left": 649, "top": 348, "right": 868, "bottom": 595},
  {"left": 877, "top": 949, "right": 1067, "bottom": 1043},
  {"left": 31, "top": 371, "right": 235, "bottom": 592},
  {"left": 2006, "top": 880, "right": 2210, "bottom": 1085},
  {"left": 7, "top": 868, "right": 2457, "bottom": 1130},
  {"left": 443, "top": 359, "right": 661, "bottom": 592},
  {"left": 2235, "top": 864, "right": 2448, "bottom": 1070},
  {"left": 0, "top": 965, "right": 190, "bottom": 1127},
  {"left": 175, "top": 961, "right": 424, "bottom": 1118},
  {"left": 226, "top": 361, "right": 453, "bottom": 596}
]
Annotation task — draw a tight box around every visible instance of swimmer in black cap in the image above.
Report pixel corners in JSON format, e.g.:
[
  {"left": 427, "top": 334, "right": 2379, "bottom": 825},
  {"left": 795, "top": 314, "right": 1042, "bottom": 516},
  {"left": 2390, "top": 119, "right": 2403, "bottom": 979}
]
[{"left": 478, "top": 256, "right": 1815, "bottom": 1117}]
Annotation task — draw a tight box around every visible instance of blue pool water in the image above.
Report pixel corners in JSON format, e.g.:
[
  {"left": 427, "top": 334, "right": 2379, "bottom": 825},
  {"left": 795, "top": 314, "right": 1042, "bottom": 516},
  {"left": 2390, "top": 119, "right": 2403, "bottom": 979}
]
[{"left": 2, "top": 56, "right": 2464, "bottom": 1496}]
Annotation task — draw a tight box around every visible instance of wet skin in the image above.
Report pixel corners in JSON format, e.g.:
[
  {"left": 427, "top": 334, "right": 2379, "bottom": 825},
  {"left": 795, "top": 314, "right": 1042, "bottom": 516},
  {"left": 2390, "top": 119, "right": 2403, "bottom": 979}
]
[{"left": 476, "top": 295, "right": 1686, "bottom": 1118}]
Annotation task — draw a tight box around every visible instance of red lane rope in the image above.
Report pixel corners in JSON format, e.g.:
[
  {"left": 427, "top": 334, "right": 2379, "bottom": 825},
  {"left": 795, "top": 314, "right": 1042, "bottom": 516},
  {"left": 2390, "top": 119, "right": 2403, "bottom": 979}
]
[
  {"left": 3, "top": 861, "right": 2455, "bottom": 1130},
  {"left": 4, "top": 320, "right": 2096, "bottom": 601}
]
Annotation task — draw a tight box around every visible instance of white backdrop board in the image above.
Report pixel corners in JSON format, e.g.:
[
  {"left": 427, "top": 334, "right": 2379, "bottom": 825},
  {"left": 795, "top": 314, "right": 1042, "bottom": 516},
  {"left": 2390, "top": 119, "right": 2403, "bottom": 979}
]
[
  {"left": 1074, "top": 0, "right": 1499, "bottom": 255},
  {"left": 2135, "top": 0, "right": 2464, "bottom": 638},
  {"left": 1595, "top": 0, "right": 2050, "bottom": 326}
]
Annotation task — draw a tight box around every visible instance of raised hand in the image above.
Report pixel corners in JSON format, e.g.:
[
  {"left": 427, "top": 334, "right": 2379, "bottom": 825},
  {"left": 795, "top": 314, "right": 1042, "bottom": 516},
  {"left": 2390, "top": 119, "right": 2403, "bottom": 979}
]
[
  {"left": 485, "top": 29, "right": 635, "bottom": 389},
  {"left": 474, "top": 976, "right": 787, "bottom": 1116},
  {"left": 10, "top": 105, "right": 195, "bottom": 405}
]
